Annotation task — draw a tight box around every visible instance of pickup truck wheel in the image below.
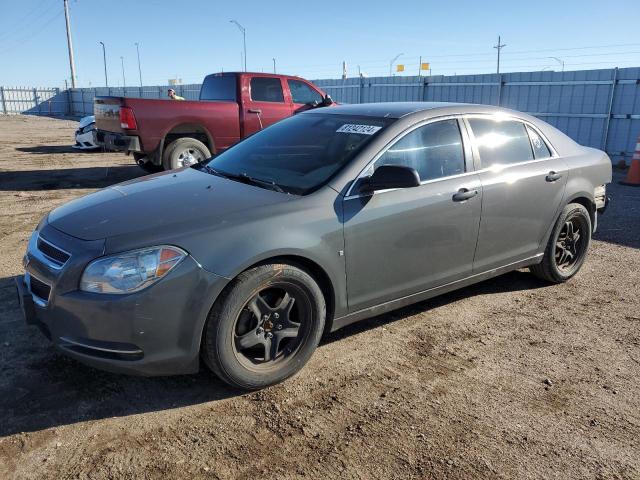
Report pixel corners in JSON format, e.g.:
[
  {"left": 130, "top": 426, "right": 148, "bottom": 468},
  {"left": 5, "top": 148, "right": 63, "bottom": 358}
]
[
  {"left": 163, "top": 138, "right": 211, "bottom": 170},
  {"left": 530, "top": 203, "right": 591, "bottom": 283},
  {"left": 201, "top": 263, "right": 326, "bottom": 390}
]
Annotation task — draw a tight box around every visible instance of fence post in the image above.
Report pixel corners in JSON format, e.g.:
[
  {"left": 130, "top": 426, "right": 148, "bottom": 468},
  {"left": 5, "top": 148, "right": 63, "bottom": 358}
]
[
  {"left": 497, "top": 73, "right": 503, "bottom": 106},
  {"left": 602, "top": 67, "right": 618, "bottom": 154},
  {"left": 0, "top": 87, "right": 6, "bottom": 114},
  {"left": 33, "top": 88, "right": 40, "bottom": 114}
]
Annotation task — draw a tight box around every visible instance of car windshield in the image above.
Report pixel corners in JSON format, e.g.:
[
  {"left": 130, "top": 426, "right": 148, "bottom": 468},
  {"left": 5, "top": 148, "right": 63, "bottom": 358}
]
[{"left": 201, "top": 113, "right": 394, "bottom": 195}]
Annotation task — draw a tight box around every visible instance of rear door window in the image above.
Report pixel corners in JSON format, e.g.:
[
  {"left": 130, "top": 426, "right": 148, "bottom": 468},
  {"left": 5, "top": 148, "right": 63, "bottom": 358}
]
[
  {"left": 200, "top": 75, "right": 237, "bottom": 101},
  {"left": 467, "top": 118, "right": 534, "bottom": 168},
  {"left": 250, "top": 77, "right": 285, "bottom": 103},
  {"left": 288, "top": 80, "right": 323, "bottom": 105}
]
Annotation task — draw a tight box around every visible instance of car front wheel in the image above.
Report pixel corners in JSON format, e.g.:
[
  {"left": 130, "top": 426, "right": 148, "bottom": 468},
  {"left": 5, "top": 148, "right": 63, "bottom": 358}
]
[
  {"left": 201, "top": 263, "right": 326, "bottom": 390},
  {"left": 530, "top": 202, "right": 592, "bottom": 283}
]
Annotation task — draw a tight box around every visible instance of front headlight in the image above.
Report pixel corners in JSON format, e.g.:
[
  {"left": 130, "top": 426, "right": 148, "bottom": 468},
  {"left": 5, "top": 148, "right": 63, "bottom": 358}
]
[{"left": 80, "top": 246, "right": 187, "bottom": 294}]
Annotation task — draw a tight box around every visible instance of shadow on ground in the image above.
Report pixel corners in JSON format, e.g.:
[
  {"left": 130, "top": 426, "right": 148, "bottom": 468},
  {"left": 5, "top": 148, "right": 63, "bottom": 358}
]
[
  {"left": 0, "top": 166, "right": 145, "bottom": 191},
  {"left": 15, "top": 145, "right": 98, "bottom": 155},
  {"left": 0, "top": 270, "right": 548, "bottom": 437},
  {"left": 593, "top": 171, "right": 640, "bottom": 249}
]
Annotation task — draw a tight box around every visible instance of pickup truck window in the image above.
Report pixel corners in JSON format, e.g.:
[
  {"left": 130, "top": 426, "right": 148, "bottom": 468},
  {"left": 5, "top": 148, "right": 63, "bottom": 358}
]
[
  {"left": 468, "top": 118, "right": 534, "bottom": 168},
  {"left": 250, "top": 77, "right": 284, "bottom": 103},
  {"left": 204, "top": 113, "right": 394, "bottom": 195},
  {"left": 200, "top": 75, "right": 237, "bottom": 101},
  {"left": 288, "top": 80, "right": 323, "bottom": 105}
]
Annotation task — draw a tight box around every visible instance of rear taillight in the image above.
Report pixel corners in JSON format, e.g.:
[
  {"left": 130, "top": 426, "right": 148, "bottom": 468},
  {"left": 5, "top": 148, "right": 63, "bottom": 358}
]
[{"left": 119, "top": 107, "right": 137, "bottom": 130}]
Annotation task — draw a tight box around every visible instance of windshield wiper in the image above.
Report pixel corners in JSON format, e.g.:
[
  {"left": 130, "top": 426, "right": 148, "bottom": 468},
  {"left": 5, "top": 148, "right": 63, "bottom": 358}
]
[
  {"left": 199, "top": 164, "right": 227, "bottom": 178},
  {"left": 229, "top": 172, "right": 286, "bottom": 194},
  {"left": 198, "top": 165, "right": 286, "bottom": 193}
]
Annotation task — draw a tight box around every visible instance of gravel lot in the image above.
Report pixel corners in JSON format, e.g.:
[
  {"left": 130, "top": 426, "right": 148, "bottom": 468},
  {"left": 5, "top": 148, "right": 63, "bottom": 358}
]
[{"left": 0, "top": 115, "right": 639, "bottom": 480}]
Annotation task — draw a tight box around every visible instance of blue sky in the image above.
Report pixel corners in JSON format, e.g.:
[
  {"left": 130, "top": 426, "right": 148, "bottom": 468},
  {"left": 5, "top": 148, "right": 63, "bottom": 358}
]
[{"left": 0, "top": 0, "right": 639, "bottom": 87}]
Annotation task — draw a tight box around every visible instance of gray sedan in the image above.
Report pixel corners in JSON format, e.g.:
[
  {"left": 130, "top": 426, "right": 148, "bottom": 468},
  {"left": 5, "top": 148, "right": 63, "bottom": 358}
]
[{"left": 16, "top": 102, "right": 612, "bottom": 389}]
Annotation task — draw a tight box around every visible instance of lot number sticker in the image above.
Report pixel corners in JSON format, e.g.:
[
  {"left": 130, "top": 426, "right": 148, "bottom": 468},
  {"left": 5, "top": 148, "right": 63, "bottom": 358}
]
[{"left": 336, "top": 124, "right": 382, "bottom": 135}]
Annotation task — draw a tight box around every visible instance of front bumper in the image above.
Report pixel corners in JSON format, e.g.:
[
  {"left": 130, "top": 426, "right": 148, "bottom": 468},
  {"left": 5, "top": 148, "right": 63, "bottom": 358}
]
[
  {"left": 96, "top": 129, "right": 141, "bottom": 153},
  {"left": 73, "top": 129, "right": 99, "bottom": 149},
  {"left": 17, "top": 223, "right": 229, "bottom": 376}
]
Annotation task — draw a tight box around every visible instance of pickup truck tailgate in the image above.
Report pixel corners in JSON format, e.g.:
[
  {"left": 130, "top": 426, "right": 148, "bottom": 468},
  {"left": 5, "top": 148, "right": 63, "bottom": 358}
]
[{"left": 94, "top": 96, "right": 123, "bottom": 133}]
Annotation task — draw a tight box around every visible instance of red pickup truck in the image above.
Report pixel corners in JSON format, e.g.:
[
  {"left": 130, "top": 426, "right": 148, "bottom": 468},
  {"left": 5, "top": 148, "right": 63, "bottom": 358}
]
[{"left": 94, "top": 72, "right": 332, "bottom": 171}]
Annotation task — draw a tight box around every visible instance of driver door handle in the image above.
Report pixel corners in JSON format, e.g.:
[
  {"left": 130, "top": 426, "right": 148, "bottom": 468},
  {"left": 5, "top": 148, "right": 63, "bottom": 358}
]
[
  {"left": 452, "top": 188, "right": 478, "bottom": 202},
  {"left": 546, "top": 171, "right": 562, "bottom": 182},
  {"left": 248, "top": 108, "right": 262, "bottom": 114}
]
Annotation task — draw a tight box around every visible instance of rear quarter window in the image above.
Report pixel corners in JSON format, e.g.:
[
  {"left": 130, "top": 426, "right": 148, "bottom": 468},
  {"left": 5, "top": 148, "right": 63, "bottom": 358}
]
[{"left": 527, "top": 126, "right": 553, "bottom": 159}]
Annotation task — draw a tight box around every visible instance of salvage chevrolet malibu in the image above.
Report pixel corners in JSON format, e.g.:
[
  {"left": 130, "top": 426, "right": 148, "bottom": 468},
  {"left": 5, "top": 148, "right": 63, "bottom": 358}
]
[{"left": 16, "top": 102, "right": 611, "bottom": 389}]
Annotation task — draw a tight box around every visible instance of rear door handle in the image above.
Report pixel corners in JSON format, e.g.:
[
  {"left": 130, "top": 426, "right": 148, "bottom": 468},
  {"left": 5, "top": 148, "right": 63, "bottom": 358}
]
[
  {"left": 248, "top": 108, "right": 262, "bottom": 114},
  {"left": 452, "top": 188, "right": 478, "bottom": 202},
  {"left": 546, "top": 171, "right": 562, "bottom": 182}
]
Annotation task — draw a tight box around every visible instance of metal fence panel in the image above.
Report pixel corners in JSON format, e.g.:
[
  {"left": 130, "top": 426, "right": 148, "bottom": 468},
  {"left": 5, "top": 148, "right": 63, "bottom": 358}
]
[{"left": 2, "top": 66, "right": 640, "bottom": 161}]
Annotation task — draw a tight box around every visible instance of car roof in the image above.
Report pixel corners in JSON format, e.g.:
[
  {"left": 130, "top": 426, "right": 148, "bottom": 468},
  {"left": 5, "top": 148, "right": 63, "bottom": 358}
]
[{"left": 304, "top": 101, "right": 505, "bottom": 119}]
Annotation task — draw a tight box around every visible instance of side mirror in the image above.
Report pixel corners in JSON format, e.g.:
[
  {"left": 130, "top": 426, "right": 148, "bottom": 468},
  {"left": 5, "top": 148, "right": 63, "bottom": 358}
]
[
  {"left": 361, "top": 165, "right": 421, "bottom": 192},
  {"left": 322, "top": 94, "right": 333, "bottom": 106}
]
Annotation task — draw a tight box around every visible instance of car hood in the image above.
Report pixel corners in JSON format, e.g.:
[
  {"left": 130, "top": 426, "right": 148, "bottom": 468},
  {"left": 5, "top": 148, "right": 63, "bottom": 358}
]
[{"left": 48, "top": 167, "right": 291, "bottom": 241}]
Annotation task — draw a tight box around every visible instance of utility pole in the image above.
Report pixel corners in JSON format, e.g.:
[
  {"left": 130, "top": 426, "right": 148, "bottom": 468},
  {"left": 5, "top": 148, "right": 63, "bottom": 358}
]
[
  {"left": 493, "top": 35, "right": 506, "bottom": 75},
  {"left": 63, "top": 0, "right": 77, "bottom": 87},
  {"left": 230, "top": 20, "right": 247, "bottom": 71},
  {"left": 389, "top": 53, "right": 403, "bottom": 76},
  {"left": 99, "top": 41, "right": 108, "bottom": 87},
  {"left": 272, "top": 58, "right": 276, "bottom": 74},
  {"left": 135, "top": 43, "right": 143, "bottom": 86},
  {"left": 120, "top": 56, "right": 126, "bottom": 88}
]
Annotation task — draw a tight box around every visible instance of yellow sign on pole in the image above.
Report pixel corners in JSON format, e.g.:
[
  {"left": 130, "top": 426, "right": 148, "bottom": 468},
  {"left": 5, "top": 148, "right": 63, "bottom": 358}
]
[
  {"left": 421, "top": 62, "right": 430, "bottom": 71},
  {"left": 396, "top": 64, "right": 405, "bottom": 72}
]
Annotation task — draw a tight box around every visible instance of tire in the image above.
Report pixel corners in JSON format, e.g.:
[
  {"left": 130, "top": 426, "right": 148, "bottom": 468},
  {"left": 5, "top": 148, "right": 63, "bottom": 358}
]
[
  {"left": 530, "top": 202, "right": 592, "bottom": 283},
  {"left": 201, "top": 263, "right": 326, "bottom": 390},
  {"left": 162, "top": 137, "right": 211, "bottom": 170}
]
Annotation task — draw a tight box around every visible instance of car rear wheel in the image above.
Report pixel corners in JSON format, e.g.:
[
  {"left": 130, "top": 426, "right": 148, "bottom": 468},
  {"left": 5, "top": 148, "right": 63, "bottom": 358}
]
[
  {"left": 163, "top": 137, "right": 211, "bottom": 170},
  {"left": 530, "top": 202, "right": 591, "bottom": 283},
  {"left": 201, "top": 263, "right": 326, "bottom": 390}
]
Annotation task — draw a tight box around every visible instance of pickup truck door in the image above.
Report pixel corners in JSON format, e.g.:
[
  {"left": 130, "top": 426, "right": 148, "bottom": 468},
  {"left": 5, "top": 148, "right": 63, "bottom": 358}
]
[
  {"left": 241, "top": 76, "right": 293, "bottom": 136},
  {"left": 465, "top": 116, "right": 568, "bottom": 273},
  {"left": 343, "top": 118, "right": 482, "bottom": 311}
]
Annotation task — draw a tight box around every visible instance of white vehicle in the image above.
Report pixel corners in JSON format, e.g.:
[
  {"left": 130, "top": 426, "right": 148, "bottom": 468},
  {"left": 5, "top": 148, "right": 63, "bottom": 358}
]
[{"left": 73, "top": 115, "right": 99, "bottom": 150}]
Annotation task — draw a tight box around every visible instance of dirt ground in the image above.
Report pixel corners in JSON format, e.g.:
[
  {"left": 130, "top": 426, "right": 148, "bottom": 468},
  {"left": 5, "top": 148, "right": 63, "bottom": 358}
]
[{"left": 0, "top": 115, "right": 638, "bottom": 480}]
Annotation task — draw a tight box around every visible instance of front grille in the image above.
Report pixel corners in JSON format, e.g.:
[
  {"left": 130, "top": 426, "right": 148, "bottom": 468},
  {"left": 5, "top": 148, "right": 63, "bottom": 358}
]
[
  {"left": 37, "top": 237, "right": 70, "bottom": 266},
  {"left": 30, "top": 276, "right": 51, "bottom": 302}
]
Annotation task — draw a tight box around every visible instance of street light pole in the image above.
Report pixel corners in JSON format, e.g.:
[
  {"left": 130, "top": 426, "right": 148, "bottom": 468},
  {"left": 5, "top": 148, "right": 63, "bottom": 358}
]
[
  {"left": 120, "top": 56, "right": 126, "bottom": 88},
  {"left": 135, "top": 43, "right": 143, "bottom": 86},
  {"left": 99, "top": 41, "right": 108, "bottom": 87},
  {"left": 230, "top": 20, "right": 247, "bottom": 71},
  {"left": 389, "top": 53, "right": 403, "bottom": 76},
  {"left": 548, "top": 56, "right": 564, "bottom": 72},
  {"left": 272, "top": 58, "right": 276, "bottom": 74}
]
